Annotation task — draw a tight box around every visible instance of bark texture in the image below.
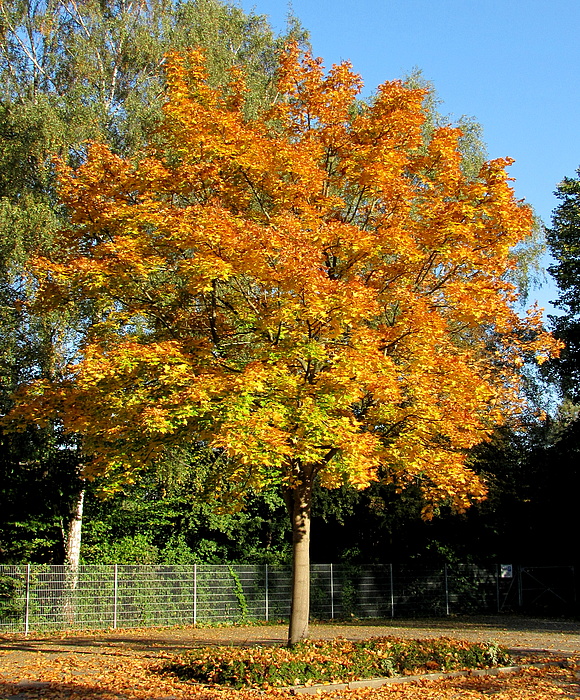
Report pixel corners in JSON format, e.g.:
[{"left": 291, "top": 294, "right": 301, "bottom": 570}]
[
  {"left": 65, "top": 489, "right": 85, "bottom": 570},
  {"left": 63, "top": 488, "right": 85, "bottom": 623},
  {"left": 288, "top": 467, "right": 313, "bottom": 646}
]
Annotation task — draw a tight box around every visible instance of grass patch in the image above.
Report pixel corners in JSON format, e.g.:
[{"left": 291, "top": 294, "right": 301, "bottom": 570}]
[{"left": 163, "top": 636, "right": 511, "bottom": 689}]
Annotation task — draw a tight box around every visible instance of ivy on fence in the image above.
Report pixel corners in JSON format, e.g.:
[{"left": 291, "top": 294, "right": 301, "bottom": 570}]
[{"left": 0, "top": 563, "right": 575, "bottom": 634}]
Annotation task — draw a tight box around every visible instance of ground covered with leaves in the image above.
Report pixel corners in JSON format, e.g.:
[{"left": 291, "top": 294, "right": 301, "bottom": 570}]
[
  {"left": 164, "top": 637, "right": 512, "bottom": 688},
  {"left": 0, "top": 621, "right": 579, "bottom": 699},
  {"left": 1, "top": 653, "right": 579, "bottom": 700}
]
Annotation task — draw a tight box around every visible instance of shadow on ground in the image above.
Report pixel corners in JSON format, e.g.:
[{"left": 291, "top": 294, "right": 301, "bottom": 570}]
[{"left": 1, "top": 616, "right": 580, "bottom": 657}]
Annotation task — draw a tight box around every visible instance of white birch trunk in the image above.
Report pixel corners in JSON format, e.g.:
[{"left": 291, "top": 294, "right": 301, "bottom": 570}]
[
  {"left": 63, "top": 489, "right": 85, "bottom": 623},
  {"left": 65, "top": 489, "right": 85, "bottom": 571}
]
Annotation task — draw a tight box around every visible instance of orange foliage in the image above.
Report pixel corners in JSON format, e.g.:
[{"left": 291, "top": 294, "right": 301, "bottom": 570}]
[{"left": 11, "top": 44, "right": 560, "bottom": 511}]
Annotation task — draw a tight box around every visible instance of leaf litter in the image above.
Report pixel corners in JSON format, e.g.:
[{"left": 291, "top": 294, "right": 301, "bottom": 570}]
[{"left": 0, "top": 640, "right": 579, "bottom": 700}]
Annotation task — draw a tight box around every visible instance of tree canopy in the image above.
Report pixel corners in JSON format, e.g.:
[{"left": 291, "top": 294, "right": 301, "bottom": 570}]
[{"left": 8, "top": 44, "right": 559, "bottom": 641}]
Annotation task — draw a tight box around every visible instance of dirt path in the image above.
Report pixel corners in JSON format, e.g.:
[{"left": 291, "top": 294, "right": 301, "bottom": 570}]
[{"left": 0, "top": 617, "right": 579, "bottom": 700}]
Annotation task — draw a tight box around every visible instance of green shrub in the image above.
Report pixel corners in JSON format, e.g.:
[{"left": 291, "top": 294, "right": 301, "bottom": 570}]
[
  {"left": 0, "top": 574, "right": 25, "bottom": 620},
  {"left": 163, "top": 637, "right": 511, "bottom": 688}
]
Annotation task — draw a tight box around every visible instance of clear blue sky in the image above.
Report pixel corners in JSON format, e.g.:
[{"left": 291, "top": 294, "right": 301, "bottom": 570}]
[{"left": 241, "top": 0, "right": 580, "bottom": 315}]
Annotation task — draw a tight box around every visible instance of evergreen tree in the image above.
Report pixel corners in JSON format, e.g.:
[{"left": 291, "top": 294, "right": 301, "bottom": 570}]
[{"left": 546, "top": 168, "right": 580, "bottom": 399}]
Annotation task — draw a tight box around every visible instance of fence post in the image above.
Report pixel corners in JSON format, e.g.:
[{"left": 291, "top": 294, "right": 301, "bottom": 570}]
[
  {"left": 113, "top": 564, "right": 118, "bottom": 629},
  {"left": 330, "top": 564, "right": 334, "bottom": 619},
  {"left": 444, "top": 564, "right": 450, "bottom": 616},
  {"left": 496, "top": 563, "right": 500, "bottom": 613},
  {"left": 193, "top": 564, "right": 197, "bottom": 626},
  {"left": 265, "top": 564, "right": 269, "bottom": 622},
  {"left": 24, "top": 564, "right": 30, "bottom": 636},
  {"left": 390, "top": 563, "right": 395, "bottom": 618}
]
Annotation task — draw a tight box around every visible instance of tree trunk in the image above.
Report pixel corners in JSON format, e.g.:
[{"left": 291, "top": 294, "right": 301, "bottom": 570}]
[
  {"left": 287, "top": 468, "right": 313, "bottom": 646},
  {"left": 65, "top": 489, "right": 85, "bottom": 570},
  {"left": 63, "top": 488, "right": 84, "bottom": 624}
]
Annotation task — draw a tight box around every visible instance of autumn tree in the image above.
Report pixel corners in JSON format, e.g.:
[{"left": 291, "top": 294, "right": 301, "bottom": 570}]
[{"left": 11, "top": 45, "right": 559, "bottom": 643}]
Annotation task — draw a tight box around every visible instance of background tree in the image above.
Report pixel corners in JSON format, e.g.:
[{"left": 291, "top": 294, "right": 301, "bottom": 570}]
[
  {"left": 81, "top": 462, "right": 291, "bottom": 565},
  {"left": 403, "top": 69, "right": 546, "bottom": 305},
  {"left": 0, "top": 0, "right": 303, "bottom": 564},
  {"left": 310, "top": 396, "right": 576, "bottom": 569},
  {"left": 546, "top": 168, "right": 580, "bottom": 399},
  {"left": 10, "top": 45, "right": 558, "bottom": 642}
]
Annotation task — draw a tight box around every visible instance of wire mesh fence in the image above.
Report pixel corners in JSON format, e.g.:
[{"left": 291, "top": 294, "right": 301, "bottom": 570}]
[{"left": 0, "top": 563, "right": 575, "bottom": 634}]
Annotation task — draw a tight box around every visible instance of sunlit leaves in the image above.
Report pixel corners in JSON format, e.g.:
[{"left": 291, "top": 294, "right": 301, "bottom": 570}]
[
  {"left": 165, "top": 637, "right": 511, "bottom": 688},
  {"left": 11, "top": 44, "right": 561, "bottom": 513}
]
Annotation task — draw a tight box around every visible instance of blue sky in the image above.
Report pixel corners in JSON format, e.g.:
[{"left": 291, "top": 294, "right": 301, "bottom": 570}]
[{"left": 241, "top": 0, "right": 580, "bottom": 316}]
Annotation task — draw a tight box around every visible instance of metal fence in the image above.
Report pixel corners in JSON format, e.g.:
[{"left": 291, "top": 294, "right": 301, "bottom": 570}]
[{"left": 0, "top": 563, "right": 575, "bottom": 634}]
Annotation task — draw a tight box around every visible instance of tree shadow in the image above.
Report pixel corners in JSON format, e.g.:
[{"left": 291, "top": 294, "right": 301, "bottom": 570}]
[
  {"left": 0, "top": 680, "right": 136, "bottom": 700},
  {"left": 320, "top": 615, "right": 580, "bottom": 634}
]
